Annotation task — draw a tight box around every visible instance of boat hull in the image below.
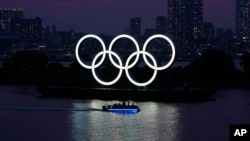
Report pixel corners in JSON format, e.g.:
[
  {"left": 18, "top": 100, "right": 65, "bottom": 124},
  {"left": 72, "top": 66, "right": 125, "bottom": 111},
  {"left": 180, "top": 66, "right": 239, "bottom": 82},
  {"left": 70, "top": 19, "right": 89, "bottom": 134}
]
[
  {"left": 107, "top": 108, "right": 140, "bottom": 113},
  {"left": 102, "top": 105, "right": 140, "bottom": 113}
]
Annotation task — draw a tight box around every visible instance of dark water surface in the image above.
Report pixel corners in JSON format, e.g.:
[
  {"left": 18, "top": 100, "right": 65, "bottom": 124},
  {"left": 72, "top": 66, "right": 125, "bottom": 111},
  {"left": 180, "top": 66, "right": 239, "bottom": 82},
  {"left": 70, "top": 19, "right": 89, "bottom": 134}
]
[{"left": 0, "top": 86, "right": 249, "bottom": 141}]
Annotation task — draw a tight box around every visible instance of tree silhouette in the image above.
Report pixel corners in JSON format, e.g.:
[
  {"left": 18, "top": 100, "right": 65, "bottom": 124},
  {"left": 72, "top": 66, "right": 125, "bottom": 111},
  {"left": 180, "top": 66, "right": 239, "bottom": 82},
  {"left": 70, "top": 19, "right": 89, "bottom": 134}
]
[
  {"left": 11, "top": 50, "right": 48, "bottom": 72},
  {"left": 185, "top": 49, "right": 239, "bottom": 86},
  {"left": 240, "top": 53, "right": 250, "bottom": 85},
  {"left": 240, "top": 53, "right": 250, "bottom": 72}
]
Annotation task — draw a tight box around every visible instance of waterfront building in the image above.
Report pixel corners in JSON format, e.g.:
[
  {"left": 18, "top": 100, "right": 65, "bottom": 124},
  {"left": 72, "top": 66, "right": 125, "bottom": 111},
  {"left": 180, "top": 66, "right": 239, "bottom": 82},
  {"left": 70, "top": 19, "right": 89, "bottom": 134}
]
[
  {"left": 0, "top": 8, "right": 24, "bottom": 32},
  {"left": 236, "top": 0, "right": 250, "bottom": 39},
  {"left": 167, "top": 0, "right": 203, "bottom": 56},
  {"left": 10, "top": 17, "right": 42, "bottom": 44},
  {"left": 130, "top": 17, "right": 141, "bottom": 37},
  {"left": 156, "top": 16, "right": 167, "bottom": 34},
  {"left": 236, "top": 0, "right": 250, "bottom": 51}
]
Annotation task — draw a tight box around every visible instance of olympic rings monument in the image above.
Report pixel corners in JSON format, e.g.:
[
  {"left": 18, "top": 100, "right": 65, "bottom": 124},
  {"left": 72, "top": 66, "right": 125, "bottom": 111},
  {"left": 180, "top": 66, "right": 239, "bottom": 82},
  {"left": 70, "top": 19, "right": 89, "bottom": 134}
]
[
  {"left": 75, "top": 34, "right": 176, "bottom": 88},
  {"left": 37, "top": 34, "right": 215, "bottom": 101}
]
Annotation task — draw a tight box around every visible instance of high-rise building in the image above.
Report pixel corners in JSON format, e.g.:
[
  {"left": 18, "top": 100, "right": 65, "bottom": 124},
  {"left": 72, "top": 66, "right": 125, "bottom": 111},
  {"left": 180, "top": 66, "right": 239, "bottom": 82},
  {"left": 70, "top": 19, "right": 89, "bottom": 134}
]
[
  {"left": 216, "top": 28, "right": 225, "bottom": 39},
  {"left": 10, "top": 17, "right": 42, "bottom": 43},
  {"left": 236, "top": 0, "right": 250, "bottom": 39},
  {"left": 203, "top": 22, "right": 215, "bottom": 43},
  {"left": 0, "top": 8, "right": 24, "bottom": 32},
  {"left": 167, "top": 0, "right": 203, "bottom": 50},
  {"left": 156, "top": 16, "right": 167, "bottom": 34},
  {"left": 130, "top": 17, "right": 141, "bottom": 37}
]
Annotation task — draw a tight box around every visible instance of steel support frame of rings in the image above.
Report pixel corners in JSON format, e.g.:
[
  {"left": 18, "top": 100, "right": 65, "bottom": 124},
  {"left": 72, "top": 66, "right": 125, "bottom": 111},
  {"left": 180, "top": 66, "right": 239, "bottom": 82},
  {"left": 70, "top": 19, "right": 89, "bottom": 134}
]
[{"left": 75, "top": 34, "right": 176, "bottom": 87}]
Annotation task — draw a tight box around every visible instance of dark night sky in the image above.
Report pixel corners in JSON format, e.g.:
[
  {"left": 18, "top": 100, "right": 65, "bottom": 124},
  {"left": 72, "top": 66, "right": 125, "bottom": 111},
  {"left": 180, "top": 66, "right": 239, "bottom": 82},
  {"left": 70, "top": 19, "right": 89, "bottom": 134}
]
[{"left": 2, "top": 0, "right": 235, "bottom": 34}]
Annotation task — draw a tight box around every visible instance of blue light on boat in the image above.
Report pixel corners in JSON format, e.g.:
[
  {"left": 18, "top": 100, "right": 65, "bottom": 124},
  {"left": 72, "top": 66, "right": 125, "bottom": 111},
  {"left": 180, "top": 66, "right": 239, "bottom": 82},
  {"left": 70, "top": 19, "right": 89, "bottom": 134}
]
[{"left": 108, "top": 109, "right": 138, "bottom": 113}]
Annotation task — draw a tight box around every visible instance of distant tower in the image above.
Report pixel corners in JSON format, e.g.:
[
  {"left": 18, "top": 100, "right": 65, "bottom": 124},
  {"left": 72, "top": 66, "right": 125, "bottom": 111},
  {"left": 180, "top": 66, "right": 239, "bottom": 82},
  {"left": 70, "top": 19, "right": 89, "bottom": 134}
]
[
  {"left": 203, "top": 22, "right": 215, "bottom": 43},
  {"left": 167, "top": 0, "right": 203, "bottom": 52},
  {"left": 52, "top": 25, "right": 57, "bottom": 33},
  {"left": 156, "top": 16, "right": 167, "bottom": 34},
  {"left": 0, "top": 8, "right": 24, "bottom": 32},
  {"left": 216, "top": 28, "right": 225, "bottom": 39},
  {"left": 130, "top": 17, "right": 141, "bottom": 37},
  {"left": 236, "top": 0, "right": 250, "bottom": 39}
]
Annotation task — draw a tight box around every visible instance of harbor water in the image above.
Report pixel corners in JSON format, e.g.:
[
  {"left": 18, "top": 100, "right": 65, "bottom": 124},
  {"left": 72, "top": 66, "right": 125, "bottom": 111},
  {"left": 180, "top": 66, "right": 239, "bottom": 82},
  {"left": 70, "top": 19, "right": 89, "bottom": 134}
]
[{"left": 0, "top": 85, "right": 250, "bottom": 141}]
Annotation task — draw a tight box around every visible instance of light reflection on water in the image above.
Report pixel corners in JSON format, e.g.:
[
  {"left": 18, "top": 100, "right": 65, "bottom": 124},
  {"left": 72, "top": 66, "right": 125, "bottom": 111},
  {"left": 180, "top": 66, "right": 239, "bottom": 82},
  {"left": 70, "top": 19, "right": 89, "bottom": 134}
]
[{"left": 70, "top": 100, "right": 181, "bottom": 141}]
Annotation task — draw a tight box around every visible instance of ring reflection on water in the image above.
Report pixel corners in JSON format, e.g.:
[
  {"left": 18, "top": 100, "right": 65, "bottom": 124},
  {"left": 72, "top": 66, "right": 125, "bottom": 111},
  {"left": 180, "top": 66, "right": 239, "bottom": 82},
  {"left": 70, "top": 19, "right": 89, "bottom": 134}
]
[{"left": 70, "top": 100, "right": 181, "bottom": 141}]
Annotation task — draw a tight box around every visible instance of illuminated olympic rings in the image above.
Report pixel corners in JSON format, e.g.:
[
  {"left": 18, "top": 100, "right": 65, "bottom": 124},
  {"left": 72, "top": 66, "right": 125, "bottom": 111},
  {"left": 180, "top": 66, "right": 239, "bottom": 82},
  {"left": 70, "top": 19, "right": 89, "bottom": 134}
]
[{"left": 75, "top": 34, "right": 176, "bottom": 87}]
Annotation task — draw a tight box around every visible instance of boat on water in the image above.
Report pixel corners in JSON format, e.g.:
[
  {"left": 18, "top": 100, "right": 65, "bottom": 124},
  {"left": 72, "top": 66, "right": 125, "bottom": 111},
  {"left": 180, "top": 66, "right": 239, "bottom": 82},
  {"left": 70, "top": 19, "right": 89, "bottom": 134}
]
[{"left": 102, "top": 102, "right": 140, "bottom": 113}]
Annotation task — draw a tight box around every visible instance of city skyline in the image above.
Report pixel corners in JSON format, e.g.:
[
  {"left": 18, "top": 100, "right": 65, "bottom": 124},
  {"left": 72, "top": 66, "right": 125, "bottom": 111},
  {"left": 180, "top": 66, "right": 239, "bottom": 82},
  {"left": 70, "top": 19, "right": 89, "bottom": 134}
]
[{"left": 2, "top": 0, "right": 235, "bottom": 34}]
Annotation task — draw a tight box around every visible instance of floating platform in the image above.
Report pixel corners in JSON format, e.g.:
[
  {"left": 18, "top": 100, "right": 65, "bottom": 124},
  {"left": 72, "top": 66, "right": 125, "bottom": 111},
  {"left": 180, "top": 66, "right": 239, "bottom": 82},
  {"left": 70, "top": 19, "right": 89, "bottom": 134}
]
[{"left": 37, "top": 86, "right": 216, "bottom": 102}]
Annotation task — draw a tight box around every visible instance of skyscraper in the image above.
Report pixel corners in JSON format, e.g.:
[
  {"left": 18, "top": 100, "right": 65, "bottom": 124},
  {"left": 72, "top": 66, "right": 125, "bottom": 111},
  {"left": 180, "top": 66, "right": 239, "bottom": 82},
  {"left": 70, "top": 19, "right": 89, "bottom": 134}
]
[
  {"left": 203, "top": 22, "right": 215, "bottom": 43},
  {"left": 167, "top": 0, "right": 203, "bottom": 51},
  {"left": 236, "top": 0, "right": 250, "bottom": 39},
  {"left": 0, "top": 8, "right": 24, "bottom": 32},
  {"left": 156, "top": 16, "right": 167, "bottom": 34},
  {"left": 130, "top": 17, "right": 141, "bottom": 37}
]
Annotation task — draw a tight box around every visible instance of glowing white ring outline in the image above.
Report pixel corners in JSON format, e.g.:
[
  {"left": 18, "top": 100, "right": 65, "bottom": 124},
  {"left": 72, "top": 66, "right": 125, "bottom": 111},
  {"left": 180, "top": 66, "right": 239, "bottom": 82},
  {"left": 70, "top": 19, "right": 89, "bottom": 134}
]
[
  {"left": 108, "top": 34, "right": 140, "bottom": 69},
  {"left": 75, "top": 34, "right": 106, "bottom": 69},
  {"left": 92, "top": 51, "right": 123, "bottom": 86},
  {"left": 143, "top": 34, "right": 176, "bottom": 70},
  {"left": 75, "top": 34, "right": 176, "bottom": 86},
  {"left": 125, "top": 51, "right": 157, "bottom": 87}
]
